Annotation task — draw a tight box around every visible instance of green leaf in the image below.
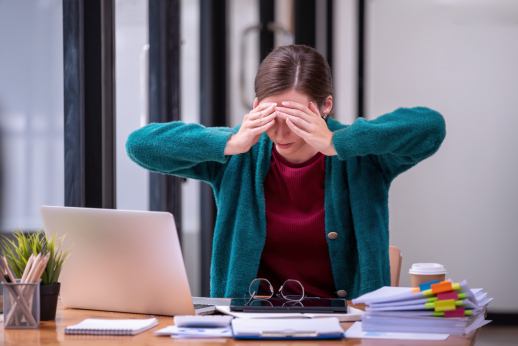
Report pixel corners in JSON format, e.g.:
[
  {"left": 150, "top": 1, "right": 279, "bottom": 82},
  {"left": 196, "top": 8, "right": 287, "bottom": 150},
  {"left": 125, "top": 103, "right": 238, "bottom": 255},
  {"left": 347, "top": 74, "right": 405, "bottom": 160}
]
[{"left": 1, "top": 228, "right": 73, "bottom": 285}]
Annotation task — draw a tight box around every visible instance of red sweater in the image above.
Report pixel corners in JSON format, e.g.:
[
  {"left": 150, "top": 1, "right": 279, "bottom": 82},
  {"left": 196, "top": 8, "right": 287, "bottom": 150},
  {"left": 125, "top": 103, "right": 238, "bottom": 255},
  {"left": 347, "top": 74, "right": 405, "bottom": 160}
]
[{"left": 257, "top": 146, "right": 336, "bottom": 298}]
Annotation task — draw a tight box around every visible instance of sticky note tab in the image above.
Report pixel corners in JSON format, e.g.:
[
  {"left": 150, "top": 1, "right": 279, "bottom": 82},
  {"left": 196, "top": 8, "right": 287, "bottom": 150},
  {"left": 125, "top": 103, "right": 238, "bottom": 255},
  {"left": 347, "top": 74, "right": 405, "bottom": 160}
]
[
  {"left": 444, "top": 307, "right": 465, "bottom": 318},
  {"left": 425, "top": 302, "right": 435, "bottom": 309},
  {"left": 422, "top": 289, "right": 434, "bottom": 298},
  {"left": 412, "top": 288, "right": 420, "bottom": 293},
  {"left": 431, "top": 281, "right": 452, "bottom": 294},
  {"left": 419, "top": 280, "right": 440, "bottom": 292},
  {"left": 437, "top": 291, "right": 458, "bottom": 301},
  {"left": 452, "top": 283, "right": 461, "bottom": 291},
  {"left": 434, "top": 299, "right": 456, "bottom": 312}
]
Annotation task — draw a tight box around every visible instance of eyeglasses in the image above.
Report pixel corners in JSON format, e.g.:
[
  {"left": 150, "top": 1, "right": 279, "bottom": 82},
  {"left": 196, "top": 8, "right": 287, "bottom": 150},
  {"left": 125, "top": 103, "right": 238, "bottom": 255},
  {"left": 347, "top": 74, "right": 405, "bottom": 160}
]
[{"left": 245, "top": 278, "right": 305, "bottom": 306}]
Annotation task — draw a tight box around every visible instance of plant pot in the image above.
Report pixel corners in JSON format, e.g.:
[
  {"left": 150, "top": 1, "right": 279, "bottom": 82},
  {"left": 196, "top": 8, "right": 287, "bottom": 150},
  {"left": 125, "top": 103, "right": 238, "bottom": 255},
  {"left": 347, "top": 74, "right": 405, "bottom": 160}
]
[{"left": 40, "top": 283, "right": 60, "bottom": 321}]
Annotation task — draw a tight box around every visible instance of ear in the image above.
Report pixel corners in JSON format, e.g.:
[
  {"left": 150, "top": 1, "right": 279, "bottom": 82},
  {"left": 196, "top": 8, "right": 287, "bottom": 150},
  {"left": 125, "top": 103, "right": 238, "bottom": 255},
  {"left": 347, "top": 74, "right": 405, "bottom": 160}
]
[
  {"left": 322, "top": 95, "right": 333, "bottom": 116},
  {"left": 253, "top": 97, "right": 259, "bottom": 109}
]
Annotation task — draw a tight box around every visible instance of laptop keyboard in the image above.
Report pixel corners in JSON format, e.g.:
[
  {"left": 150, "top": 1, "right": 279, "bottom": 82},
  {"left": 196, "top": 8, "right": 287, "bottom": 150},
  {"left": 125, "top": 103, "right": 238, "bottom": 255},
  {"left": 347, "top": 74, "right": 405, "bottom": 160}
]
[{"left": 194, "top": 303, "right": 214, "bottom": 310}]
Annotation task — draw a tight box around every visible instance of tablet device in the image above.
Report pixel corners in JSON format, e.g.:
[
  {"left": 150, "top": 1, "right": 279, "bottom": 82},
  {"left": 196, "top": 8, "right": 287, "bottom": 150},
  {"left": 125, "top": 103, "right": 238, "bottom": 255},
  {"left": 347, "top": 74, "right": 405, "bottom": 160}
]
[{"left": 229, "top": 298, "right": 348, "bottom": 313}]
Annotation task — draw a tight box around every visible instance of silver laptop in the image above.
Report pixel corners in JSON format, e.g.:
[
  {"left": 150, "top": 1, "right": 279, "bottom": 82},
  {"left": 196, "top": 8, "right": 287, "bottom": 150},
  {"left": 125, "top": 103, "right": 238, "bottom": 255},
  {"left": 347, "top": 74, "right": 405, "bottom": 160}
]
[{"left": 40, "top": 206, "right": 217, "bottom": 316}]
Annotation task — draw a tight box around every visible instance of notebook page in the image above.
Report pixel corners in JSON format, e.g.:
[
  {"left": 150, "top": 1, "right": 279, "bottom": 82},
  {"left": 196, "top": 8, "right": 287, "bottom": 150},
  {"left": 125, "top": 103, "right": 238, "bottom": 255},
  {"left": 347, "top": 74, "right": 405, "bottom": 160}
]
[{"left": 65, "top": 318, "right": 158, "bottom": 335}]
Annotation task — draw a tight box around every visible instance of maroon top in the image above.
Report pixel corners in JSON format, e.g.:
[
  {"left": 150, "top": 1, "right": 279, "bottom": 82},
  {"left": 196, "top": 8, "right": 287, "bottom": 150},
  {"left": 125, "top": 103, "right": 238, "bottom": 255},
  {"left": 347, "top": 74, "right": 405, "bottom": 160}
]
[{"left": 256, "top": 146, "right": 336, "bottom": 298}]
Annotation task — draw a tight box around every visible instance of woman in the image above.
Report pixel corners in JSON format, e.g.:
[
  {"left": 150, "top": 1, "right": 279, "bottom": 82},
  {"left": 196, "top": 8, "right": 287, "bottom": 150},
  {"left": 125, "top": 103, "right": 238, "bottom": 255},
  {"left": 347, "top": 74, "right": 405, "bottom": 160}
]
[{"left": 126, "top": 45, "right": 445, "bottom": 299}]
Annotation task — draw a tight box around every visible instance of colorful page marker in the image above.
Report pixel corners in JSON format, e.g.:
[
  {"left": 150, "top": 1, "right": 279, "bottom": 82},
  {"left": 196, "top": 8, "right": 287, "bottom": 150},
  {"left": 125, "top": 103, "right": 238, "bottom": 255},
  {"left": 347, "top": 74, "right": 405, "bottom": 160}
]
[
  {"left": 431, "top": 281, "right": 460, "bottom": 295},
  {"left": 429, "top": 292, "right": 466, "bottom": 302},
  {"left": 444, "top": 308, "right": 470, "bottom": 318},
  {"left": 433, "top": 308, "right": 472, "bottom": 318},
  {"left": 419, "top": 280, "right": 440, "bottom": 292},
  {"left": 425, "top": 299, "right": 462, "bottom": 312},
  {"left": 437, "top": 291, "right": 458, "bottom": 301}
]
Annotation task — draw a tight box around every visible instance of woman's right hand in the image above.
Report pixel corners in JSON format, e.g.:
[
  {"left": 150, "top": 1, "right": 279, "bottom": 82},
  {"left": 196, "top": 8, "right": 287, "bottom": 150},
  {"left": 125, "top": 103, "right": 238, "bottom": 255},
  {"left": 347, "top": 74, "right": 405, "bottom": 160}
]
[{"left": 224, "top": 102, "right": 277, "bottom": 155}]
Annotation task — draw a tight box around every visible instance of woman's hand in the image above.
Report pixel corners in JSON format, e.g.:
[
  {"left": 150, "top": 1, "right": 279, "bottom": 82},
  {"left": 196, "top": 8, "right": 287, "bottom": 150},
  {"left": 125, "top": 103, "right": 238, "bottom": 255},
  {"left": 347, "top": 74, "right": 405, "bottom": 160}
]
[
  {"left": 224, "top": 102, "right": 278, "bottom": 155},
  {"left": 276, "top": 101, "right": 338, "bottom": 156}
]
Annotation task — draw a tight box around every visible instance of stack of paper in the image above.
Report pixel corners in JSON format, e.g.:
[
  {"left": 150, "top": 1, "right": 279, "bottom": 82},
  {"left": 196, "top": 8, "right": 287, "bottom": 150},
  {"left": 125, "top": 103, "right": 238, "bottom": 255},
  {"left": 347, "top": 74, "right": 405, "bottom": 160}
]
[{"left": 352, "top": 280, "right": 492, "bottom": 335}]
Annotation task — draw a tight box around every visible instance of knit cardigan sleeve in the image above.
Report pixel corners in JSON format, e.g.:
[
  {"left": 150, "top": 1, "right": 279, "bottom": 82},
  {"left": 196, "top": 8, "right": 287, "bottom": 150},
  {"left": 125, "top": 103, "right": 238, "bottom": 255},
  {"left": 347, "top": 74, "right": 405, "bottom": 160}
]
[
  {"left": 126, "top": 121, "right": 235, "bottom": 184},
  {"left": 332, "top": 107, "right": 446, "bottom": 181}
]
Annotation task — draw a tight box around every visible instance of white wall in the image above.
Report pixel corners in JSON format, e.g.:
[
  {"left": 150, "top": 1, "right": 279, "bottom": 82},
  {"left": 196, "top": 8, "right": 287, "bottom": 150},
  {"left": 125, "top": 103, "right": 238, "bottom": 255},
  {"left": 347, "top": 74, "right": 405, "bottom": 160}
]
[{"left": 366, "top": 0, "right": 518, "bottom": 312}]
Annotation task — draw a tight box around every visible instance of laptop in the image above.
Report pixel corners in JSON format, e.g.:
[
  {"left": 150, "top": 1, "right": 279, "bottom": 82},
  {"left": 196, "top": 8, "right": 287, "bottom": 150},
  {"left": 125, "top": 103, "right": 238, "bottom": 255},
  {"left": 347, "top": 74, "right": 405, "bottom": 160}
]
[{"left": 40, "top": 206, "right": 218, "bottom": 316}]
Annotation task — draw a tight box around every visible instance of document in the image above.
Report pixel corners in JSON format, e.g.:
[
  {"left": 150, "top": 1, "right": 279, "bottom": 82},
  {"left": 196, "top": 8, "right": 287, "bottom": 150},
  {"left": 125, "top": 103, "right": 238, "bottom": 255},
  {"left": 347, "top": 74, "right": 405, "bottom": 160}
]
[
  {"left": 344, "top": 322, "right": 450, "bottom": 340},
  {"left": 155, "top": 325, "right": 232, "bottom": 338},
  {"left": 232, "top": 317, "right": 344, "bottom": 339}
]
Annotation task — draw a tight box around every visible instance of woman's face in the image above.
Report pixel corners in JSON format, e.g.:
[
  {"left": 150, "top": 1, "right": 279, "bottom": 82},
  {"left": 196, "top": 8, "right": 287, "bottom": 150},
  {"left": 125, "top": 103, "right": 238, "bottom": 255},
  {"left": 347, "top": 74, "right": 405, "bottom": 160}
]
[{"left": 257, "top": 89, "right": 317, "bottom": 162}]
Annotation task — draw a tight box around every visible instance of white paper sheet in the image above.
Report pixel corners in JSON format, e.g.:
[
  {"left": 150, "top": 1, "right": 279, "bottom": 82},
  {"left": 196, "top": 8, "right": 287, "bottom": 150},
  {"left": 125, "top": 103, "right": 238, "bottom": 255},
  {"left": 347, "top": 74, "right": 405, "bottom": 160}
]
[
  {"left": 155, "top": 325, "right": 232, "bottom": 338},
  {"left": 344, "top": 322, "right": 450, "bottom": 340},
  {"left": 232, "top": 317, "right": 344, "bottom": 337}
]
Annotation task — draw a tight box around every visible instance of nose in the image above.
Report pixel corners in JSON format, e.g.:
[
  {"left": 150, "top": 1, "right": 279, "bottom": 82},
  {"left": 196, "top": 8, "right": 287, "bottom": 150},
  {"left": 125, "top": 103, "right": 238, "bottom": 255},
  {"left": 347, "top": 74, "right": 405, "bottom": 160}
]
[{"left": 274, "top": 118, "right": 291, "bottom": 142}]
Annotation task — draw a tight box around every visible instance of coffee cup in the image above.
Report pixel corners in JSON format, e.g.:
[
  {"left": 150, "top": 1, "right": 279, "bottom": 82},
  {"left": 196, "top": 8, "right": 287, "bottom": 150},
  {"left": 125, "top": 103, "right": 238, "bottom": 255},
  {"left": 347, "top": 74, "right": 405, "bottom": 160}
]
[{"left": 409, "top": 263, "right": 447, "bottom": 287}]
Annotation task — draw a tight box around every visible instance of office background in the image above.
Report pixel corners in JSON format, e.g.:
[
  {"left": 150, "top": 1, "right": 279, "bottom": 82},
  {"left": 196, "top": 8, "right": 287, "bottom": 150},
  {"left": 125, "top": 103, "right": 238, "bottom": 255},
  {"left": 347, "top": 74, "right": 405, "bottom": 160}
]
[{"left": 0, "top": 0, "right": 517, "bottom": 330}]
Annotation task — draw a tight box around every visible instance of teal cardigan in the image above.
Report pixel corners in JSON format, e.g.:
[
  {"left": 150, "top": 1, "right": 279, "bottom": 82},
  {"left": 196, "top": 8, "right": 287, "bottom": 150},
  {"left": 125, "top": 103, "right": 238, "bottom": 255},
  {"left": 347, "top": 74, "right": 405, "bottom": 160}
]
[{"left": 126, "top": 107, "right": 446, "bottom": 299}]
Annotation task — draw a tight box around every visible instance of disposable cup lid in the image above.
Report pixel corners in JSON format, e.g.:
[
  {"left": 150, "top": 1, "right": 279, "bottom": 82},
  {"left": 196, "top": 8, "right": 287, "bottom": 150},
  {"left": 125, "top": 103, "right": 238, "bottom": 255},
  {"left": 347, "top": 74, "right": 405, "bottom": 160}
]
[{"left": 409, "top": 263, "right": 447, "bottom": 275}]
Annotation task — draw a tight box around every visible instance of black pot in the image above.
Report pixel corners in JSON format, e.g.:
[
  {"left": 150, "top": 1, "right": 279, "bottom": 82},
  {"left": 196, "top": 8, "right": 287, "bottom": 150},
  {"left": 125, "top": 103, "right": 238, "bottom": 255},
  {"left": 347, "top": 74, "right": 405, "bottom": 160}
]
[{"left": 40, "top": 283, "right": 60, "bottom": 321}]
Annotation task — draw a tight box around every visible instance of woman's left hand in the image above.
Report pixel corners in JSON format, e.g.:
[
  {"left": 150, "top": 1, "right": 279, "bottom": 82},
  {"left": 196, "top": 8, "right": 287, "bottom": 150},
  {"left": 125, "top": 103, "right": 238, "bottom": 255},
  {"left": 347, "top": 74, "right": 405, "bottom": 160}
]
[{"left": 276, "top": 101, "right": 338, "bottom": 156}]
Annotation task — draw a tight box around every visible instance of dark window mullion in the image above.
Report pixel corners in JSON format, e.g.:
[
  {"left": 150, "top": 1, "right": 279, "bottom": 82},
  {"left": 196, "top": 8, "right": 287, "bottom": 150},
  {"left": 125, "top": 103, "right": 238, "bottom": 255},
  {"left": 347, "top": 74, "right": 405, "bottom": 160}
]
[
  {"left": 63, "top": 0, "right": 116, "bottom": 209},
  {"left": 148, "top": 0, "right": 182, "bottom": 240}
]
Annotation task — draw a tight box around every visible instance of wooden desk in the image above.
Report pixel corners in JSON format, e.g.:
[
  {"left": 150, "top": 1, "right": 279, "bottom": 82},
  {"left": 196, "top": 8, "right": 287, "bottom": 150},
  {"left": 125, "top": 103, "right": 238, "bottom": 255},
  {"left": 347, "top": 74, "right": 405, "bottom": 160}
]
[{"left": 0, "top": 299, "right": 480, "bottom": 346}]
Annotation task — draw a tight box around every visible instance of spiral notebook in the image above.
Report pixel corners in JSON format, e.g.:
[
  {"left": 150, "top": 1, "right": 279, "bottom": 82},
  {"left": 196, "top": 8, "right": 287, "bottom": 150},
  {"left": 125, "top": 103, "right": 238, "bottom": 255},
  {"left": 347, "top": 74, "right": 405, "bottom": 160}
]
[{"left": 65, "top": 318, "right": 158, "bottom": 335}]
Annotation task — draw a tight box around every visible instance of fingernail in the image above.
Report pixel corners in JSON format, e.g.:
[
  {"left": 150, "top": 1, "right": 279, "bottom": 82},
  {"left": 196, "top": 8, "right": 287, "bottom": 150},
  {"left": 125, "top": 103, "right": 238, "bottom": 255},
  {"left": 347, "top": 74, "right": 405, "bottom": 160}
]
[
  {"left": 271, "top": 102, "right": 277, "bottom": 106},
  {"left": 282, "top": 101, "right": 289, "bottom": 106}
]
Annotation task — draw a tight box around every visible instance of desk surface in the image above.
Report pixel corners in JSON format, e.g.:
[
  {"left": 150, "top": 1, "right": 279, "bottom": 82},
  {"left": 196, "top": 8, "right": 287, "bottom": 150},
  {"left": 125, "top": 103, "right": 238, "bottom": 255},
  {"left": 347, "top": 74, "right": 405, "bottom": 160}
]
[{"left": 0, "top": 299, "right": 480, "bottom": 346}]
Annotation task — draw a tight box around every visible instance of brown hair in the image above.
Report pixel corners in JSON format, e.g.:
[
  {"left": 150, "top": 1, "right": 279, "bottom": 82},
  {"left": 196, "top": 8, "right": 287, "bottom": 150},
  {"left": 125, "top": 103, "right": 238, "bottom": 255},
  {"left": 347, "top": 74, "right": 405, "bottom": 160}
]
[{"left": 254, "top": 45, "right": 333, "bottom": 116}]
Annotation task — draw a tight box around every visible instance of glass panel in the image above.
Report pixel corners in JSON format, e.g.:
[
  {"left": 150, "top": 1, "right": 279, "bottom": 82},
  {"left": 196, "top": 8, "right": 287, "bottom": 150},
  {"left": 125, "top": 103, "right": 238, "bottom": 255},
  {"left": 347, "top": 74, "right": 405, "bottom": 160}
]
[
  {"left": 181, "top": 0, "right": 201, "bottom": 296},
  {"left": 229, "top": 0, "right": 260, "bottom": 127},
  {"left": 0, "top": 0, "right": 64, "bottom": 232},
  {"left": 115, "top": 0, "right": 149, "bottom": 211}
]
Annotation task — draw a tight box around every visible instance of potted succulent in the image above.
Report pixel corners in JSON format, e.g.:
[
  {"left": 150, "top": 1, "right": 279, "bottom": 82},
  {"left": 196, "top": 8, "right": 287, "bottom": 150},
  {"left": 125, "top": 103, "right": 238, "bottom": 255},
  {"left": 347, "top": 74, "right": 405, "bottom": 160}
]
[{"left": 2, "top": 229, "right": 72, "bottom": 321}]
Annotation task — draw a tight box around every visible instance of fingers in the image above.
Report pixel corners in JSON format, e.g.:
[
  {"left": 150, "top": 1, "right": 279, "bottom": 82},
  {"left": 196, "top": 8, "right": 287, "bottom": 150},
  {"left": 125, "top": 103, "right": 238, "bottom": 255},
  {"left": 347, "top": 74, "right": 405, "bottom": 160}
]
[
  {"left": 308, "top": 102, "right": 321, "bottom": 117},
  {"left": 253, "top": 111, "right": 277, "bottom": 127},
  {"left": 278, "top": 101, "right": 320, "bottom": 118},
  {"left": 286, "top": 117, "right": 309, "bottom": 138},
  {"left": 276, "top": 107, "right": 313, "bottom": 123},
  {"left": 248, "top": 103, "right": 276, "bottom": 120},
  {"left": 284, "top": 114, "right": 311, "bottom": 132},
  {"left": 253, "top": 101, "right": 276, "bottom": 112},
  {"left": 251, "top": 117, "right": 276, "bottom": 135}
]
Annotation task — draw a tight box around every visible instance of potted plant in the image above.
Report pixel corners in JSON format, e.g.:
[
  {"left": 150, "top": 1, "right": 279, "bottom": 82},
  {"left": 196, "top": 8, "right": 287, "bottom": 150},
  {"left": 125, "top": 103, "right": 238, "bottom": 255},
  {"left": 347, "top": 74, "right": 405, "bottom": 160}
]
[{"left": 2, "top": 229, "right": 72, "bottom": 321}]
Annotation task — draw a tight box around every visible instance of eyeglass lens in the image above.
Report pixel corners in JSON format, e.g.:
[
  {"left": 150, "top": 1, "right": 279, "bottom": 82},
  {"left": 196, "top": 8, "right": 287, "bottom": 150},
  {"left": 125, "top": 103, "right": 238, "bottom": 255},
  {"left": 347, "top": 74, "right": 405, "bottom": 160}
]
[
  {"left": 249, "top": 278, "right": 274, "bottom": 299},
  {"left": 280, "top": 279, "right": 305, "bottom": 301}
]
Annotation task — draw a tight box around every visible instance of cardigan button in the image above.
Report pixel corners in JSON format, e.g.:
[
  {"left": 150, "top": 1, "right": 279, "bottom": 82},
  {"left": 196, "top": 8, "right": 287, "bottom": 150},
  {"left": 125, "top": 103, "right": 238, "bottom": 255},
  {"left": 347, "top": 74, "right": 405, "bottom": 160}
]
[
  {"left": 327, "top": 232, "right": 338, "bottom": 240},
  {"left": 337, "top": 290, "right": 348, "bottom": 297}
]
